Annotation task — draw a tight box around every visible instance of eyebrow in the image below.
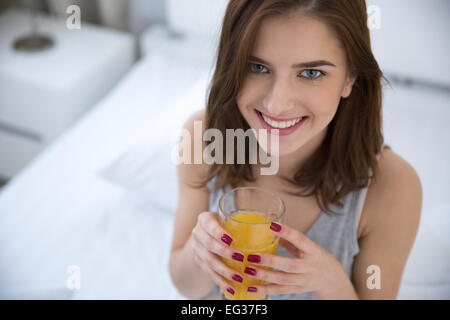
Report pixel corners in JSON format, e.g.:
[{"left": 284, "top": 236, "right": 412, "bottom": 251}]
[{"left": 249, "top": 55, "right": 336, "bottom": 68}]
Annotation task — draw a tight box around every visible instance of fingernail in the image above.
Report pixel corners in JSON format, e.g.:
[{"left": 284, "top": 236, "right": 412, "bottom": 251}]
[
  {"left": 247, "top": 286, "right": 257, "bottom": 293},
  {"left": 232, "top": 252, "right": 244, "bottom": 262},
  {"left": 232, "top": 274, "right": 243, "bottom": 283},
  {"left": 244, "top": 267, "right": 257, "bottom": 276},
  {"left": 221, "top": 234, "right": 233, "bottom": 246},
  {"left": 227, "top": 287, "right": 235, "bottom": 295},
  {"left": 270, "top": 222, "right": 282, "bottom": 232},
  {"left": 247, "top": 254, "right": 261, "bottom": 263}
]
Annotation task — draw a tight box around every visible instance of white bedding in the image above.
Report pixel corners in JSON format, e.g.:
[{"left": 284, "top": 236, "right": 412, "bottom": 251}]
[
  {"left": 0, "top": 31, "right": 212, "bottom": 299},
  {"left": 0, "top": 27, "right": 449, "bottom": 299}
]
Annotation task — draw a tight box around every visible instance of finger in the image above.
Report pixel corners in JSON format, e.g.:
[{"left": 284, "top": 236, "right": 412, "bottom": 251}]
[
  {"left": 198, "top": 211, "right": 234, "bottom": 247},
  {"left": 279, "top": 238, "right": 303, "bottom": 258},
  {"left": 270, "top": 222, "right": 317, "bottom": 254},
  {"left": 247, "top": 284, "right": 310, "bottom": 296},
  {"left": 194, "top": 252, "right": 236, "bottom": 296},
  {"left": 246, "top": 253, "right": 309, "bottom": 273},
  {"left": 192, "top": 221, "right": 244, "bottom": 262},
  {"left": 192, "top": 235, "right": 245, "bottom": 285},
  {"left": 244, "top": 266, "right": 309, "bottom": 286}
]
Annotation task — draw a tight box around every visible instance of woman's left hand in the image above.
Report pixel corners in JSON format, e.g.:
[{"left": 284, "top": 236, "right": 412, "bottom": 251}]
[{"left": 244, "top": 222, "right": 359, "bottom": 299}]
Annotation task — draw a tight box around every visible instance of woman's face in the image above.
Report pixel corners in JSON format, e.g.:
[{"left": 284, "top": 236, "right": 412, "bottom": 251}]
[{"left": 237, "top": 12, "right": 355, "bottom": 157}]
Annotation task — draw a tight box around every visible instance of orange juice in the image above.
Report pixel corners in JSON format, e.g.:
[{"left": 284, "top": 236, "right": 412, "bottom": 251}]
[{"left": 221, "top": 211, "right": 279, "bottom": 300}]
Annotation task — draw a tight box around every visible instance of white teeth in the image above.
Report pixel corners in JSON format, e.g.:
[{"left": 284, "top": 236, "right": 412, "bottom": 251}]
[{"left": 261, "top": 113, "right": 303, "bottom": 129}]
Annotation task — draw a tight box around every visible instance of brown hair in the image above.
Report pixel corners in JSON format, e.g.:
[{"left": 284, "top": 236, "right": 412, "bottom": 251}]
[{"left": 195, "top": 0, "right": 389, "bottom": 215}]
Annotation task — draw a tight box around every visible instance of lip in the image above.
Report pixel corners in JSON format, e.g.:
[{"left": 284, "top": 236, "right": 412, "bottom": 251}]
[
  {"left": 257, "top": 110, "right": 303, "bottom": 122},
  {"left": 255, "top": 109, "right": 308, "bottom": 136}
]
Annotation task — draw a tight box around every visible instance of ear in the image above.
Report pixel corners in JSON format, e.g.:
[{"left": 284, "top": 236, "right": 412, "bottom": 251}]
[{"left": 341, "top": 74, "right": 357, "bottom": 99}]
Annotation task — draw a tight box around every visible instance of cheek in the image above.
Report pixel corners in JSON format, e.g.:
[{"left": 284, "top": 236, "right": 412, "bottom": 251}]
[
  {"left": 236, "top": 81, "right": 259, "bottom": 120},
  {"left": 236, "top": 97, "right": 251, "bottom": 127},
  {"left": 305, "top": 89, "right": 339, "bottom": 122}
]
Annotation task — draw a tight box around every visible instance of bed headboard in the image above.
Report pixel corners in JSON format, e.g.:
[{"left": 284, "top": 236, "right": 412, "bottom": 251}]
[{"left": 165, "top": 0, "right": 228, "bottom": 39}]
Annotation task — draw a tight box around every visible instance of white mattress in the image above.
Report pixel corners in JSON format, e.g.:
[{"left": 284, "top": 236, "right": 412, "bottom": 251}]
[{"left": 0, "top": 27, "right": 449, "bottom": 299}]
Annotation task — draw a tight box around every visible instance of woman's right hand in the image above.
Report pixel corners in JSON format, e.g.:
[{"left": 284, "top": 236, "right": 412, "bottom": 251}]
[{"left": 190, "top": 211, "right": 245, "bottom": 296}]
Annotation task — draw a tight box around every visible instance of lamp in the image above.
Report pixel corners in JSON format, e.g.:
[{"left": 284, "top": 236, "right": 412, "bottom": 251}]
[{"left": 12, "top": 0, "right": 54, "bottom": 52}]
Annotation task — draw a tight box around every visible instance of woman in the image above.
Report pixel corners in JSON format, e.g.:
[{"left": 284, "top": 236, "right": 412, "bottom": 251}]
[{"left": 169, "top": 0, "right": 422, "bottom": 300}]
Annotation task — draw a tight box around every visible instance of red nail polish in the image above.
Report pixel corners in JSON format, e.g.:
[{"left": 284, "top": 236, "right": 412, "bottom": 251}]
[
  {"left": 232, "top": 252, "right": 244, "bottom": 262},
  {"left": 270, "top": 222, "right": 282, "bottom": 232},
  {"left": 232, "top": 274, "right": 243, "bottom": 283},
  {"left": 244, "top": 267, "right": 257, "bottom": 276},
  {"left": 247, "top": 254, "right": 261, "bottom": 263},
  {"left": 227, "top": 287, "right": 235, "bottom": 295},
  {"left": 221, "top": 234, "right": 233, "bottom": 246},
  {"left": 247, "top": 286, "right": 257, "bottom": 293}
]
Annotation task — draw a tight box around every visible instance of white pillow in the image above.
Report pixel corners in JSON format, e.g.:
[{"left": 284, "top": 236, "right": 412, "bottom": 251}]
[
  {"left": 398, "top": 204, "right": 450, "bottom": 299},
  {"left": 401, "top": 205, "right": 450, "bottom": 285},
  {"left": 139, "top": 25, "right": 217, "bottom": 68},
  {"left": 97, "top": 73, "right": 209, "bottom": 213}
]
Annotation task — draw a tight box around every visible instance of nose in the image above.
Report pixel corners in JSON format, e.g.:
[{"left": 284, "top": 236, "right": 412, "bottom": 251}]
[{"left": 263, "top": 76, "right": 299, "bottom": 117}]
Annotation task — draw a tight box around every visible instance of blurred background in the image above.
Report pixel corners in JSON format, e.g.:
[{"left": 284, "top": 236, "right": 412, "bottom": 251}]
[{"left": 0, "top": 0, "right": 449, "bottom": 299}]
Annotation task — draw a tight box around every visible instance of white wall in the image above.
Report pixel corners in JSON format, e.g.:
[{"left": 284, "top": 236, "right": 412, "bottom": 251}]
[{"left": 368, "top": 0, "right": 450, "bottom": 87}]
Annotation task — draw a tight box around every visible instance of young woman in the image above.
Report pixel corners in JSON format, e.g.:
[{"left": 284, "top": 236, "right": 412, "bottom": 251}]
[{"left": 169, "top": 0, "right": 422, "bottom": 300}]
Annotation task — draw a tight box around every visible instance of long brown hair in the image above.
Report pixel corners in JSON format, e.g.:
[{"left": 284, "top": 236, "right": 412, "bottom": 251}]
[{"left": 194, "top": 0, "right": 389, "bottom": 215}]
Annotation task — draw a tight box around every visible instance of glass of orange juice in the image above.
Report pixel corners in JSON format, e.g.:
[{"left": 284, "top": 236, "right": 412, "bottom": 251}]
[{"left": 218, "top": 186, "right": 285, "bottom": 300}]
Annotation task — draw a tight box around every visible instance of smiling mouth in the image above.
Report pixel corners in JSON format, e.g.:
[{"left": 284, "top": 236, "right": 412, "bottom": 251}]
[
  {"left": 254, "top": 109, "right": 308, "bottom": 136},
  {"left": 256, "top": 110, "right": 307, "bottom": 129}
]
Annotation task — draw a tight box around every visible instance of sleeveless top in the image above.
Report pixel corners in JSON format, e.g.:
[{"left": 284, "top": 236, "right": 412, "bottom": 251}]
[{"left": 206, "top": 163, "right": 377, "bottom": 300}]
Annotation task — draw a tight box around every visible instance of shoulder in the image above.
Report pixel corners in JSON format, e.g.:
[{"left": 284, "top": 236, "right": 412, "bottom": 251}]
[
  {"left": 361, "top": 147, "right": 423, "bottom": 237},
  {"left": 177, "top": 108, "right": 209, "bottom": 185},
  {"left": 352, "top": 147, "right": 423, "bottom": 298},
  {"left": 183, "top": 108, "right": 206, "bottom": 133},
  {"left": 180, "top": 108, "right": 208, "bottom": 167},
  {"left": 372, "top": 147, "right": 422, "bottom": 200},
  {"left": 171, "top": 108, "right": 211, "bottom": 252}
]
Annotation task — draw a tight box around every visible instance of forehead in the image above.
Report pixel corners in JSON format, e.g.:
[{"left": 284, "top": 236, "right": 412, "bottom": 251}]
[{"left": 252, "top": 12, "right": 346, "bottom": 65}]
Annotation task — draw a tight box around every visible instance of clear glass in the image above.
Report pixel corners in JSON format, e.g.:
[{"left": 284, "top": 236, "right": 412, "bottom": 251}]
[{"left": 218, "top": 186, "right": 285, "bottom": 300}]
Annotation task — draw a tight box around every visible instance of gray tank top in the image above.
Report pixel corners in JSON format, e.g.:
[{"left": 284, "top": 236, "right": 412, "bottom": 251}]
[{"left": 207, "top": 173, "right": 371, "bottom": 300}]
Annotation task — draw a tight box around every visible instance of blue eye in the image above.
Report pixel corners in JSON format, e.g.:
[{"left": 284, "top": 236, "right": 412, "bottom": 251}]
[
  {"left": 249, "top": 63, "right": 326, "bottom": 81},
  {"left": 300, "top": 69, "right": 325, "bottom": 80},
  {"left": 249, "top": 63, "right": 268, "bottom": 73}
]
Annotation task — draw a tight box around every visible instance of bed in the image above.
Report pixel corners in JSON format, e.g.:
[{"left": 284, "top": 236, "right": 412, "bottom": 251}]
[
  {"left": 0, "top": 0, "right": 449, "bottom": 299},
  {"left": 0, "top": 43, "right": 208, "bottom": 300}
]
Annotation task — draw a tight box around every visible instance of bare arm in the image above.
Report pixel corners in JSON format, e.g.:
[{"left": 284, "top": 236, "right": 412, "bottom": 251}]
[
  {"left": 169, "top": 109, "right": 247, "bottom": 299},
  {"left": 352, "top": 149, "right": 422, "bottom": 299}
]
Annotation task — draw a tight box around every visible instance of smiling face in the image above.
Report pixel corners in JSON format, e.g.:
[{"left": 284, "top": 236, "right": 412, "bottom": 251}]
[{"left": 237, "top": 11, "right": 355, "bottom": 159}]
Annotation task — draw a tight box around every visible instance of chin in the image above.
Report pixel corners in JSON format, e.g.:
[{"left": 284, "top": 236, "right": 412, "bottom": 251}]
[
  {"left": 257, "top": 137, "right": 301, "bottom": 157},
  {"left": 277, "top": 142, "right": 302, "bottom": 157}
]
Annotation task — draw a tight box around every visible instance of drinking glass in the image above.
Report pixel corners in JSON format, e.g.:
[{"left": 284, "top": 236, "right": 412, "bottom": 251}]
[{"left": 218, "top": 186, "right": 285, "bottom": 300}]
